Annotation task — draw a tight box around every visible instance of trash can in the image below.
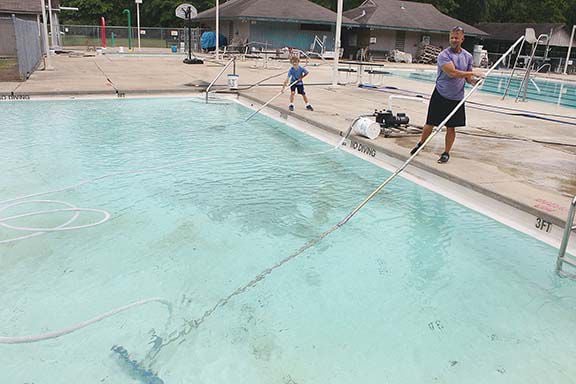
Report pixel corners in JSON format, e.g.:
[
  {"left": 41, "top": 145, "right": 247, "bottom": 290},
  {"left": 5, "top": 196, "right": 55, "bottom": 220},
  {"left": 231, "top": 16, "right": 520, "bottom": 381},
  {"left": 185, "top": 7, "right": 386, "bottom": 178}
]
[
  {"left": 227, "top": 74, "right": 239, "bottom": 90},
  {"left": 473, "top": 45, "right": 483, "bottom": 67},
  {"left": 171, "top": 45, "right": 178, "bottom": 53}
]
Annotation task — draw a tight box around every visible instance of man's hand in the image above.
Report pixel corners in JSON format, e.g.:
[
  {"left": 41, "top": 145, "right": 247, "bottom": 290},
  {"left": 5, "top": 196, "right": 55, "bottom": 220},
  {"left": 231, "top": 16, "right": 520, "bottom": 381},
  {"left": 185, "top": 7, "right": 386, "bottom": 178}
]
[
  {"left": 472, "top": 69, "right": 486, "bottom": 79},
  {"left": 468, "top": 76, "right": 481, "bottom": 86}
]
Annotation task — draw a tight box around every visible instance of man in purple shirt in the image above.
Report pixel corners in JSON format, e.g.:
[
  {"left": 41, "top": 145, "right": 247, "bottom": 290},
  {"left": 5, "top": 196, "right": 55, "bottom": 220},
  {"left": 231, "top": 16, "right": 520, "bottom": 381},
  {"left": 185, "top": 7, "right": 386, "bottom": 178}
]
[{"left": 410, "top": 26, "right": 483, "bottom": 163}]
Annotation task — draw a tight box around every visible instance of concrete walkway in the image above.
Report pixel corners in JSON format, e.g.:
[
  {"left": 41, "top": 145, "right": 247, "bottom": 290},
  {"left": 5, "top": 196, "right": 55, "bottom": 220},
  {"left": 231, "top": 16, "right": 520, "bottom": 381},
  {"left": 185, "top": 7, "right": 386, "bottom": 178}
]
[{"left": 1, "top": 49, "right": 575, "bottom": 230}]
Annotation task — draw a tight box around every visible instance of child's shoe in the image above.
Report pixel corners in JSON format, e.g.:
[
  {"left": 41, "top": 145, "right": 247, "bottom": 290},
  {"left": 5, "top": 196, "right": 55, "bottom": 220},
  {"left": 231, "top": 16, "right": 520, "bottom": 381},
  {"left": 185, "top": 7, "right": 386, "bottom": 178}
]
[
  {"left": 289, "top": 104, "right": 294, "bottom": 111},
  {"left": 306, "top": 104, "right": 314, "bottom": 111}
]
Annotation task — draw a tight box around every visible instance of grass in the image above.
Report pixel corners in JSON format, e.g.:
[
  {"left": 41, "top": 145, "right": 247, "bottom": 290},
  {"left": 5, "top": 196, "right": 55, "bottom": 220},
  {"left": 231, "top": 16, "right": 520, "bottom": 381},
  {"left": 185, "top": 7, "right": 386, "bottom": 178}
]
[
  {"left": 0, "top": 58, "right": 19, "bottom": 81},
  {"left": 0, "top": 58, "right": 17, "bottom": 70}
]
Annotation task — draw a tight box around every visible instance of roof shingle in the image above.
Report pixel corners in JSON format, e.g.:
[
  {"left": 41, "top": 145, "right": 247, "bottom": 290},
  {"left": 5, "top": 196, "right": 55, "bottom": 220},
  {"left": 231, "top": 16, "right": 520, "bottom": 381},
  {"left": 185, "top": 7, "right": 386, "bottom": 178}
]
[
  {"left": 0, "top": 0, "right": 61, "bottom": 15},
  {"left": 344, "top": 0, "right": 487, "bottom": 36},
  {"left": 195, "top": 0, "right": 358, "bottom": 25}
]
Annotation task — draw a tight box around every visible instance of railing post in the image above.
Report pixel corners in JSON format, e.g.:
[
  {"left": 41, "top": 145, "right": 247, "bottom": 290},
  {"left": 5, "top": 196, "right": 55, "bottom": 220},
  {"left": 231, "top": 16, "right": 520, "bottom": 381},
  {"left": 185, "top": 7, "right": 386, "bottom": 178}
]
[
  {"left": 205, "top": 57, "right": 235, "bottom": 103},
  {"left": 557, "top": 196, "right": 576, "bottom": 274}
]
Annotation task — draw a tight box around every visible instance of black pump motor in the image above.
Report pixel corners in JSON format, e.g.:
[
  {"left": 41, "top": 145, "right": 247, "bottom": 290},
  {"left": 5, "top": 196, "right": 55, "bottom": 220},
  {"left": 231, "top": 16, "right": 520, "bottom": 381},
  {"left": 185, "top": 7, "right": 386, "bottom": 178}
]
[{"left": 375, "top": 110, "right": 410, "bottom": 128}]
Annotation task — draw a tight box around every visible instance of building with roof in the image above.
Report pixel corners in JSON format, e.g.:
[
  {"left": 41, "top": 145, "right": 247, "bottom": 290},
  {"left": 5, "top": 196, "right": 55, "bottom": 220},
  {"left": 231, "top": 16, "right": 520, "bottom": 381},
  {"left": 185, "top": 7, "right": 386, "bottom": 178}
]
[
  {"left": 194, "top": 0, "right": 358, "bottom": 52},
  {"left": 476, "top": 23, "right": 575, "bottom": 72},
  {"left": 476, "top": 23, "right": 573, "bottom": 49},
  {"left": 195, "top": 0, "right": 487, "bottom": 60},
  {"left": 0, "top": 0, "right": 61, "bottom": 81},
  {"left": 343, "top": 0, "right": 487, "bottom": 59}
]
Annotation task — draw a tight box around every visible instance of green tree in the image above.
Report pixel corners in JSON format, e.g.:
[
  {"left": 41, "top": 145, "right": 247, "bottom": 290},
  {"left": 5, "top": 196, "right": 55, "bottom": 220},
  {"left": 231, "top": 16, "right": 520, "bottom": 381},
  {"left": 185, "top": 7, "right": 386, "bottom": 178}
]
[{"left": 59, "top": 0, "right": 576, "bottom": 27}]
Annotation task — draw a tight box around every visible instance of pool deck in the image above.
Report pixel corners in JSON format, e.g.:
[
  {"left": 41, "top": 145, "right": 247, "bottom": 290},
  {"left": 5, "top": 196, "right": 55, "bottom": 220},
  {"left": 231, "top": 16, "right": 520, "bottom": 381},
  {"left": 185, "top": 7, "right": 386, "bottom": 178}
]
[{"left": 1, "top": 49, "right": 575, "bottom": 237}]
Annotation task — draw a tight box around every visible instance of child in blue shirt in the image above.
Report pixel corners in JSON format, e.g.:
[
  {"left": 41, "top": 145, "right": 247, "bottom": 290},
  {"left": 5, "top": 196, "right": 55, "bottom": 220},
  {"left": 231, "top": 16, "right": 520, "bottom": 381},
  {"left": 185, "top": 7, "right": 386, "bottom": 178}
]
[{"left": 283, "top": 56, "right": 314, "bottom": 111}]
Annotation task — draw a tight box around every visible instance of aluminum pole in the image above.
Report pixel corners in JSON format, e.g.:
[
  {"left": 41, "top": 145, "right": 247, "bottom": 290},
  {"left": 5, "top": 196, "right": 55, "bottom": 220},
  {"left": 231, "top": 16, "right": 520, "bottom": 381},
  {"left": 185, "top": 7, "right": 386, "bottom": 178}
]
[
  {"left": 47, "top": 0, "right": 56, "bottom": 49},
  {"left": 332, "top": 0, "right": 343, "bottom": 86},
  {"left": 40, "top": 0, "right": 53, "bottom": 69},
  {"left": 216, "top": 0, "right": 220, "bottom": 61},
  {"left": 564, "top": 25, "right": 575, "bottom": 75},
  {"left": 136, "top": 1, "right": 141, "bottom": 50}
]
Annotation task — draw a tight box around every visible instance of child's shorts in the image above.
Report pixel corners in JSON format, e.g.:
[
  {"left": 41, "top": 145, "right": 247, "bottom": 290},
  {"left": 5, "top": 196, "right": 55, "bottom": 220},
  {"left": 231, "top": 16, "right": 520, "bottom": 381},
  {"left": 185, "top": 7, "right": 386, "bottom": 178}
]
[{"left": 290, "top": 84, "right": 306, "bottom": 95}]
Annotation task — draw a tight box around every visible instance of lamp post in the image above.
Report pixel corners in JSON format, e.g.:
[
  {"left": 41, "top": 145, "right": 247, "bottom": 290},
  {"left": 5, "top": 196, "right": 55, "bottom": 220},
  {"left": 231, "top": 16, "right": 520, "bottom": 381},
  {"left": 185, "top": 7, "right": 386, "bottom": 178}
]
[
  {"left": 332, "top": 0, "right": 343, "bottom": 86},
  {"left": 135, "top": 0, "right": 142, "bottom": 51},
  {"left": 123, "top": 9, "right": 132, "bottom": 50}
]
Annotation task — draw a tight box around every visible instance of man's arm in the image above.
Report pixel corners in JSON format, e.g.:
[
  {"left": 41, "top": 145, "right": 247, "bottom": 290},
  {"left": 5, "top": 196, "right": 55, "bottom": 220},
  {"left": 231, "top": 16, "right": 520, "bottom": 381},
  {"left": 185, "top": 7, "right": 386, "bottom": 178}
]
[
  {"left": 441, "top": 62, "right": 474, "bottom": 79},
  {"left": 464, "top": 57, "right": 483, "bottom": 85}
]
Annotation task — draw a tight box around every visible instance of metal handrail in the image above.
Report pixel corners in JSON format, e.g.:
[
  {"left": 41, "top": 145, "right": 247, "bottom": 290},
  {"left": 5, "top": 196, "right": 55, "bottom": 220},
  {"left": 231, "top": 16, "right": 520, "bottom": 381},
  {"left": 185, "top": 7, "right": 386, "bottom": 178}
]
[
  {"left": 205, "top": 57, "right": 235, "bottom": 103},
  {"left": 536, "top": 63, "right": 551, "bottom": 73},
  {"left": 556, "top": 196, "right": 576, "bottom": 276},
  {"left": 516, "top": 34, "right": 548, "bottom": 102},
  {"left": 501, "top": 38, "right": 526, "bottom": 99}
]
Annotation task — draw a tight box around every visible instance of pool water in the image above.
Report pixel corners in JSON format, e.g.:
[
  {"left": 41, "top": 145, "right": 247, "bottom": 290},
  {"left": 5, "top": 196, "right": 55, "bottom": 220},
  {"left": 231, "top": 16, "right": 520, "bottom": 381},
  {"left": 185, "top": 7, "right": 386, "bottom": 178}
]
[
  {"left": 386, "top": 70, "right": 576, "bottom": 109},
  {"left": 1, "top": 98, "right": 575, "bottom": 384}
]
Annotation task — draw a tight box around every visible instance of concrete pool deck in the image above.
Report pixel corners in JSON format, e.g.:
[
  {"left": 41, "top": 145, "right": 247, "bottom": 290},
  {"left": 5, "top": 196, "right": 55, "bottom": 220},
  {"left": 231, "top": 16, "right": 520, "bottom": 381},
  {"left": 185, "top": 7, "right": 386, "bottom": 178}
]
[{"left": 1, "top": 49, "right": 575, "bottom": 242}]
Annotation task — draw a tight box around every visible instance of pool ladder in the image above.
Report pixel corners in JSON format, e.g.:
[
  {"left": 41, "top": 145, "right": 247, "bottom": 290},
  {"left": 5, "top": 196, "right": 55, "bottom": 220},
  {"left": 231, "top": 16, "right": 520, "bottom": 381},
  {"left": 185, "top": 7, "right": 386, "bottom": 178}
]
[
  {"left": 556, "top": 195, "right": 576, "bottom": 278},
  {"left": 502, "top": 28, "right": 549, "bottom": 102}
]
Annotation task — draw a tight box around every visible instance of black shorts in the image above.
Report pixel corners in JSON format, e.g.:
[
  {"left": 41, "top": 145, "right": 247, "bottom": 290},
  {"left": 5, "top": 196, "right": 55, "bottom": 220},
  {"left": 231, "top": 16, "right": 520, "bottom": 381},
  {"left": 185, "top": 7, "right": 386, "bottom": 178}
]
[
  {"left": 290, "top": 84, "right": 305, "bottom": 95},
  {"left": 426, "top": 88, "right": 466, "bottom": 127}
]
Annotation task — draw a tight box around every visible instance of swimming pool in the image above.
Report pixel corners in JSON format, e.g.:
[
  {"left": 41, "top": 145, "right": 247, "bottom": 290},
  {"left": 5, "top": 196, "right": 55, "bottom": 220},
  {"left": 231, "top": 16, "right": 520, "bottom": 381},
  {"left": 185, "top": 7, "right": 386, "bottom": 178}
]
[
  {"left": 386, "top": 70, "right": 576, "bottom": 109},
  {"left": 1, "top": 97, "right": 575, "bottom": 383}
]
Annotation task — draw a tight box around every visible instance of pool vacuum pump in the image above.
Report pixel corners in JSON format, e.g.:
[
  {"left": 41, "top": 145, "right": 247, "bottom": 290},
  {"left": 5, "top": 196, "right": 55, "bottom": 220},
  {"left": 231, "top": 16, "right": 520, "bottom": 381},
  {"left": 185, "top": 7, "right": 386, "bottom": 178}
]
[
  {"left": 351, "top": 109, "right": 411, "bottom": 140},
  {"left": 375, "top": 109, "right": 410, "bottom": 129}
]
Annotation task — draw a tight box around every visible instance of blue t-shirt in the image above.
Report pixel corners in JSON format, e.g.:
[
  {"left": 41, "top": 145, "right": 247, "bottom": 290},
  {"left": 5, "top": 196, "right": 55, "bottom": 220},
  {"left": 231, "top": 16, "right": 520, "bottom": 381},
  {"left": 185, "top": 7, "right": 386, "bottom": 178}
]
[
  {"left": 435, "top": 48, "right": 473, "bottom": 100},
  {"left": 288, "top": 66, "right": 309, "bottom": 85}
]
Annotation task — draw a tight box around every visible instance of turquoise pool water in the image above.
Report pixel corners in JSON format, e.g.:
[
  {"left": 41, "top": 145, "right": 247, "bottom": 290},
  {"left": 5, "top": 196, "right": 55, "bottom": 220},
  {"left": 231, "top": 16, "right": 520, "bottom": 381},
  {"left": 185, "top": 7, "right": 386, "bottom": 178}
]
[
  {"left": 386, "top": 70, "right": 576, "bottom": 109},
  {"left": 1, "top": 98, "right": 575, "bottom": 384}
]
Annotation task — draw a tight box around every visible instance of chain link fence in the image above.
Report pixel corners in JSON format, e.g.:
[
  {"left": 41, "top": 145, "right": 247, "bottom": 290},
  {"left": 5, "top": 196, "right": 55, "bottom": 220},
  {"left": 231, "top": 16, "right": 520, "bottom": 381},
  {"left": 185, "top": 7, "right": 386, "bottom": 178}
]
[
  {"left": 0, "top": 16, "right": 43, "bottom": 80},
  {"left": 61, "top": 25, "right": 206, "bottom": 50},
  {"left": 13, "top": 16, "right": 43, "bottom": 79}
]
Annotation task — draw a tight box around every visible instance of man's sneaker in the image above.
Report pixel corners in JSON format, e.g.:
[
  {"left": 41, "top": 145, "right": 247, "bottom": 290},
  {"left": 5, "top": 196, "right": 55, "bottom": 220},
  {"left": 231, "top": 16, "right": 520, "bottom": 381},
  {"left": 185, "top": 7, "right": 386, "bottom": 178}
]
[
  {"left": 306, "top": 104, "right": 314, "bottom": 111},
  {"left": 410, "top": 142, "right": 422, "bottom": 155},
  {"left": 289, "top": 105, "right": 294, "bottom": 112},
  {"left": 437, "top": 152, "right": 450, "bottom": 163}
]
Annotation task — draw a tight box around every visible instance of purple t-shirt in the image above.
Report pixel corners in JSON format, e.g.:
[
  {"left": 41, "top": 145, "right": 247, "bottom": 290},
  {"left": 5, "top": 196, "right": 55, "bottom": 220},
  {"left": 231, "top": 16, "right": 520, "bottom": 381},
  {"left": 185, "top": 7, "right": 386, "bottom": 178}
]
[{"left": 435, "top": 47, "right": 473, "bottom": 100}]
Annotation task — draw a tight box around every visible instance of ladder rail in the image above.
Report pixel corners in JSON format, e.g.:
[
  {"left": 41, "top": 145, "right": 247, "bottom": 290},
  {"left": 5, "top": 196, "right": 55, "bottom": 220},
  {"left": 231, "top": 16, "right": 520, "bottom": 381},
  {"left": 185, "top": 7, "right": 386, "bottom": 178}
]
[
  {"left": 556, "top": 195, "right": 576, "bottom": 275},
  {"left": 502, "top": 38, "right": 526, "bottom": 99},
  {"left": 516, "top": 34, "right": 548, "bottom": 102},
  {"left": 205, "top": 57, "right": 235, "bottom": 103}
]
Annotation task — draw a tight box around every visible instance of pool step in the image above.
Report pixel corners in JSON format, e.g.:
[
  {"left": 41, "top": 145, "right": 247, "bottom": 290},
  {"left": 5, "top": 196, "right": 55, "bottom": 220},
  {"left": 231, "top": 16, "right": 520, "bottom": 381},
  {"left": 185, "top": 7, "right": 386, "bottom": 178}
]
[
  {"left": 559, "top": 256, "right": 576, "bottom": 267},
  {"left": 557, "top": 256, "right": 576, "bottom": 279}
]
